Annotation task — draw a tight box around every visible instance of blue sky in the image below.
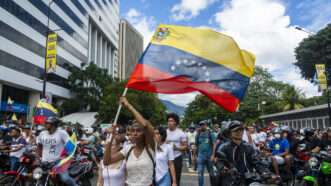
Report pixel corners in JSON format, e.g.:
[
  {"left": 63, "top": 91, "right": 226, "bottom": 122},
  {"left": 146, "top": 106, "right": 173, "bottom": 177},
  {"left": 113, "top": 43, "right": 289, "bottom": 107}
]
[{"left": 120, "top": 0, "right": 331, "bottom": 106}]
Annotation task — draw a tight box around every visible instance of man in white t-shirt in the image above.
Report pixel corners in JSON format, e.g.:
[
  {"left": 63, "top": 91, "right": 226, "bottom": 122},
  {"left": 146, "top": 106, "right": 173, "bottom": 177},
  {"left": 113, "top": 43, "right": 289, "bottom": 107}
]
[
  {"left": 166, "top": 113, "right": 188, "bottom": 186},
  {"left": 37, "top": 117, "right": 77, "bottom": 186}
]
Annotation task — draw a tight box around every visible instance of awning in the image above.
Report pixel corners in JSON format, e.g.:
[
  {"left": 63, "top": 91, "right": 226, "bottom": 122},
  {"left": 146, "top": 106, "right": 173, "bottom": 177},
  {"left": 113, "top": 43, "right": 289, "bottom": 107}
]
[{"left": 61, "top": 112, "right": 98, "bottom": 128}]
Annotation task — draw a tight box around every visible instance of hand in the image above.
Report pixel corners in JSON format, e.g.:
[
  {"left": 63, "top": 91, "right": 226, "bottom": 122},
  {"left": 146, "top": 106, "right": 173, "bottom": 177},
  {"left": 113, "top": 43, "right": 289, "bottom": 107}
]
[
  {"left": 173, "top": 144, "right": 177, "bottom": 151},
  {"left": 210, "top": 155, "right": 216, "bottom": 162},
  {"left": 119, "top": 96, "right": 130, "bottom": 108}
]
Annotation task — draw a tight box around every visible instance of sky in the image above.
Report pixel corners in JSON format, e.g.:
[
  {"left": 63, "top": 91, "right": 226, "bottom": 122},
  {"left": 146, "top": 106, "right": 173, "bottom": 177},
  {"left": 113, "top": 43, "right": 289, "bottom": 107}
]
[{"left": 120, "top": 0, "right": 331, "bottom": 107}]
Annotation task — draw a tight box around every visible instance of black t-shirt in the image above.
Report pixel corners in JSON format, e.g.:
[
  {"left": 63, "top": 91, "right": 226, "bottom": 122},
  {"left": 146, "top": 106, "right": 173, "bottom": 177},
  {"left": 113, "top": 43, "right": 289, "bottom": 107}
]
[
  {"left": 320, "top": 139, "right": 331, "bottom": 151},
  {"left": 293, "top": 137, "right": 321, "bottom": 152}
]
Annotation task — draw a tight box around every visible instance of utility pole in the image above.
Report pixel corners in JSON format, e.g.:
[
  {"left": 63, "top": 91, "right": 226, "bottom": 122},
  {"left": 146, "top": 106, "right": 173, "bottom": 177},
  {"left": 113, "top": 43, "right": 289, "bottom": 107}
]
[{"left": 42, "top": 0, "right": 53, "bottom": 98}]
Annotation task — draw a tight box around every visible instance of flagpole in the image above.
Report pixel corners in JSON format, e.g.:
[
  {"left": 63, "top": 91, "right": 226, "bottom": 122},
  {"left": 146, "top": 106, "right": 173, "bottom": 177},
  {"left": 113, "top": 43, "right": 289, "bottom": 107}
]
[{"left": 113, "top": 87, "right": 128, "bottom": 126}]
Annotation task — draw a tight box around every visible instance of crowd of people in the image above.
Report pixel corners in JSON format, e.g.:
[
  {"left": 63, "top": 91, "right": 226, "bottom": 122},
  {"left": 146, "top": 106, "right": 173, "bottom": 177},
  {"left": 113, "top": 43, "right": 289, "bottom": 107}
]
[{"left": 1, "top": 96, "right": 331, "bottom": 186}]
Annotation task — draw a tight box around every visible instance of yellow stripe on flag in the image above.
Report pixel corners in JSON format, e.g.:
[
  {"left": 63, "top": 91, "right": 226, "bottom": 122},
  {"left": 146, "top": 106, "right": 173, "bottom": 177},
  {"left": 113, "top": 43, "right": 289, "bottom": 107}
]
[
  {"left": 150, "top": 24, "right": 255, "bottom": 77},
  {"left": 36, "top": 100, "right": 58, "bottom": 114}
]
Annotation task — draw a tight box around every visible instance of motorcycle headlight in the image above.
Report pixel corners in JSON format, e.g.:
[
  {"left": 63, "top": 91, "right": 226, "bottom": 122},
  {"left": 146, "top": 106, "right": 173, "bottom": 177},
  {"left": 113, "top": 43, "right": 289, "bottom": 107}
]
[
  {"left": 309, "top": 157, "right": 318, "bottom": 167},
  {"left": 33, "top": 167, "right": 43, "bottom": 180}
]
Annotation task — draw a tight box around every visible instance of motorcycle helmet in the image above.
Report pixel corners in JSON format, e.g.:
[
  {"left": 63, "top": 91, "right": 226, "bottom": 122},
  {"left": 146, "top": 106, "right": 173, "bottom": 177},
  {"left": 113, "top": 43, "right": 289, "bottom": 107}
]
[
  {"left": 84, "top": 127, "right": 94, "bottom": 135},
  {"left": 45, "top": 116, "right": 60, "bottom": 125},
  {"left": 304, "top": 128, "right": 315, "bottom": 137},
  {"left": 227, "top": 120, "right": 243, "bottom": 131}
]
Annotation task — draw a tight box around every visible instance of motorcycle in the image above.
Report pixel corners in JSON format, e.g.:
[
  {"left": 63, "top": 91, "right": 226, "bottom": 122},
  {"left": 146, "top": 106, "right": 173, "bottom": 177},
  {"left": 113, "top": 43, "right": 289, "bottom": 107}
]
[
  {"left": 0, "top": 147, "right": 37, "bottom": 186},
  {"left": 215, "top": 151, "right": 277, "bottom": 186},
  {"left": 32, "top": 155, "right": 93, "bottom": 186},
  {"left": 302, "top": 151, "right": 331, "bottom": 186}
]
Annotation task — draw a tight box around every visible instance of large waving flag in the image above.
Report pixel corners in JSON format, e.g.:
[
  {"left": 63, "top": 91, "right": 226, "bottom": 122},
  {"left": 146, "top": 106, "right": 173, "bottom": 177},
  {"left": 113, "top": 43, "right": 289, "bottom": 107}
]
[
  {"left": 33, "top": 99, "right": 58, "bottom": 124},
  {"left": 127, "top": 25, "right": 255, "bottom": 112},
  {"left": 52, "top": 133, "right": 77, "bottom": 173}
]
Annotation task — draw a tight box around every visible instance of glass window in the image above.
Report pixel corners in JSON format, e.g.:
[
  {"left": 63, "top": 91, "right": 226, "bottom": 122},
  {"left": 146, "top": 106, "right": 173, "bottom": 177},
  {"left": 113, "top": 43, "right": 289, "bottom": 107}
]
[{"left": 312, "top": 119, "right": 317, "bottom": 129}]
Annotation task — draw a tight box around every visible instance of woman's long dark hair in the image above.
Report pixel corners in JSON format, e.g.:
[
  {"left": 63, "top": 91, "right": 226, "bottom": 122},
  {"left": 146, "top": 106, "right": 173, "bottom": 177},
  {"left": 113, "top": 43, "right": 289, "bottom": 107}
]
[{"left": 157, "top": 126, "right": 167, "bottom": 143}]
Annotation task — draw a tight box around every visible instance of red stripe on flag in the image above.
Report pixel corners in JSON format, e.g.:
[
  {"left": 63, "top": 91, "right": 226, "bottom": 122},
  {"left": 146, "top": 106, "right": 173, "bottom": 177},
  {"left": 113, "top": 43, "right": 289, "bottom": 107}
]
[{"left": 127, "top": 64, "right": 240, "bottom": 112}]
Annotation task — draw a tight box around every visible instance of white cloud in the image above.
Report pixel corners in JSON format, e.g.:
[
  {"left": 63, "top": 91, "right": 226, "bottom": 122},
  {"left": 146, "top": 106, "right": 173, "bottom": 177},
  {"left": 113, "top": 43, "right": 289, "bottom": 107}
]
[
  {"left": 213, "top": 0, "right": 320, "bottom": 98},
  {"left": 159, "top": 92, "right": 199, "bottom": 107},
  {"left": 171, "top": 0, "right": 216, "bottom": 21},
  {"left": 125, "top": 8, "right": 156, "bottom": 48}
]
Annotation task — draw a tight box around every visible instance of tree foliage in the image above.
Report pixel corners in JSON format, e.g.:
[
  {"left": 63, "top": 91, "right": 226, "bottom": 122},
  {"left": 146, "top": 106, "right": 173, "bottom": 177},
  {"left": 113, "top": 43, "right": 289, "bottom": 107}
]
[
  {"left": 97, "top": 81, "right": 166, "bottom": 125},
  {"left": 295, "top": 24, "right": 331, "bottom": 82},
  {"left": 61, "top": 63, "right": 112, "bottom": 114},
  {"left": 281, "top": 86, "right": 304, "bottom": 111},
  {"left": 182, "top": 66, "right": 296, "bottom": 127}
]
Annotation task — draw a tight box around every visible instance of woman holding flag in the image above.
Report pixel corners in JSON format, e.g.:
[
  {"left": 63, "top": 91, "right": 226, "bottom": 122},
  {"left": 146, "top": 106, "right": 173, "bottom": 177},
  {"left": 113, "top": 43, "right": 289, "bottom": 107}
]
[{"left": 103, "top": 96, "right": 156, "bottom": 186}]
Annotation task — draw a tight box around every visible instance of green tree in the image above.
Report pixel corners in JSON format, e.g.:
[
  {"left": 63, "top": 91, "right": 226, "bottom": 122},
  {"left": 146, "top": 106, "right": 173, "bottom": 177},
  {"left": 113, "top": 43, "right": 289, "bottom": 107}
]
[
  {"left": 97, "top": 81, "right": 166, "bottom": 125},
  {"left": 61, "top": 63, "right": 113, "bottom": 114},
  {"left": 294, "top": 24, "right": 331, "bottom": 82},
  {"left": 281, "top": 86, "right": 305, "bottom": 111},
  {"left": 182, "top": 66, "right": 292, "bottom": 127}
]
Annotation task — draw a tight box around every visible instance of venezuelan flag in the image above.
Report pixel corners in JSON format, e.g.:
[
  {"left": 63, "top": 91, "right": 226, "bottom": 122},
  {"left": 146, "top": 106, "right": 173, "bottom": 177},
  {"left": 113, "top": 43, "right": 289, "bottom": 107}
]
[
  {"left": 52, "top": 133, "right": 77, "bottom": 173},
  {"left": 127, "top": 25, "right": 255, "bottom": 112},
  {"left": 33, "top": 100, "right": 58, "bottom": 124}
]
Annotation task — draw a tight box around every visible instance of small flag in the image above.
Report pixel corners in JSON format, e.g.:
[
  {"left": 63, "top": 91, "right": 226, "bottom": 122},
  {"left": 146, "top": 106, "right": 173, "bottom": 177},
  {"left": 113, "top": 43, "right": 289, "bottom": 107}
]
[
  {"left": 11, "top": 113, "right": 18, "bottom": 121},
  {"left": 127, "top": 24, "right": 255, "bottom": 112},
  {"left": 52, "top": 133, "right": 77, "bottom": 173},
  {"left": 33, "top": 100, "right": 58, "bottom": 124},
  {"left": 7, "top": 97, "right": 14, "bottom": 105}
]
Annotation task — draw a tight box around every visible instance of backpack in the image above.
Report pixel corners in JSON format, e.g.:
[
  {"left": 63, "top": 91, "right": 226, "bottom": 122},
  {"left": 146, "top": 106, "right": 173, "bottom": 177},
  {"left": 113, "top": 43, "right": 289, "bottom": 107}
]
[
  {"left": 126, "top": 147, "right": 156, "bottom": 186},
  {"left": 196, "top": 130, "right": 213, "bottom": 153}
]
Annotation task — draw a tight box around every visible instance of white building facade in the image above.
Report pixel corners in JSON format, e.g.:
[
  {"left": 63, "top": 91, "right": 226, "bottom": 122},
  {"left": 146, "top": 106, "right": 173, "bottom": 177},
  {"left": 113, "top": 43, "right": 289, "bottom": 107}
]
[{"left": 0, "top": 0, "right": 119, "bottom": 120}]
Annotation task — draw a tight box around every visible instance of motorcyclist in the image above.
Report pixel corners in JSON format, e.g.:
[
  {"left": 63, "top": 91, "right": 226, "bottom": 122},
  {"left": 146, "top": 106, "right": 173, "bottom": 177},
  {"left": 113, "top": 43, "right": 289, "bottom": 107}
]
[
  {"left": 7, "top": 127, "right": 27, "bottom": 171},
  {"left": 216, "top": 120, "right": 271, "bottom": 185},
  {"left": 80, "top": 127, "right": 98, "bottom": 165},
  {"left": 320, "top": 127, "right": 331, "bottom": 153},
  {"left": 267, "top": 127, "right": 291, "bottom": 178},
  {"left": 293, "top": 128, "right": 321, "bottom": 154},
  {"left": 36, "top": 116, "right": 78, "bottom": 186}
]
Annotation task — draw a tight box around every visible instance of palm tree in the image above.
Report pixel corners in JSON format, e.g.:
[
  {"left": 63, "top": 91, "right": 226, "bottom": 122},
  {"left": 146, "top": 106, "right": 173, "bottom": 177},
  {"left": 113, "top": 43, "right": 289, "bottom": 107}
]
[{"left": 282, "top": 86, "right": 305, "bottom": 111}]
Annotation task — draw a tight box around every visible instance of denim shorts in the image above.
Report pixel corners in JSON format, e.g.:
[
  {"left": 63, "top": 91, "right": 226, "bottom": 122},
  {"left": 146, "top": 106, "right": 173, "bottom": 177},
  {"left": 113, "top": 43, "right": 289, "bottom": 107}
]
[{"left": 157, "top": 172, "right": 171, "bottom": 186}]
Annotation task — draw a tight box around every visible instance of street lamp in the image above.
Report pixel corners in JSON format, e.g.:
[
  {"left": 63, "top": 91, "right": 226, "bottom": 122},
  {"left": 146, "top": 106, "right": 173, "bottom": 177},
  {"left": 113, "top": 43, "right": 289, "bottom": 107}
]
[
  {"left": 295, "top": 26, "right": 331, "bottom": 127},
  {"left": 42, "top": 0, "right": 62, "bottom": 99}
]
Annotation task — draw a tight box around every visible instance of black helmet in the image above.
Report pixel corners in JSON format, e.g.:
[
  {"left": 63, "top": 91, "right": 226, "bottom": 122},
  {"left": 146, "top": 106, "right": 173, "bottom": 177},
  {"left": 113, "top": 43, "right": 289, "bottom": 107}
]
[
  {"left": 304, "top": 128, "right": 315, "bottom": 137},
  {"left": 45, "top": 116, "right": 60, "bottom": 125},
  {"left": 227, "top": 120, "right": 243, "bottom": 131}
]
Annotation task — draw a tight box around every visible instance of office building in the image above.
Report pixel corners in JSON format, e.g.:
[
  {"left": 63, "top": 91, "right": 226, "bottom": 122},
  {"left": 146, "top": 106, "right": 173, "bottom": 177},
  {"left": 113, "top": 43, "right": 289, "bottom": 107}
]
[
  {"left": 0, "top": 0, "right": 119, "bottom": 120},
  {"left": 119, "top": 19, "right": 144, "bottom": 80}
]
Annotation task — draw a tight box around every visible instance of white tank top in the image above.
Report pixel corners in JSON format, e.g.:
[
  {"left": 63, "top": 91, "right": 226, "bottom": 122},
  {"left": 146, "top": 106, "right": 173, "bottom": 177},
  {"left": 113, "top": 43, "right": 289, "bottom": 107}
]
[{"left": 101, "top": 160, "right": 126, "bottom": 186}]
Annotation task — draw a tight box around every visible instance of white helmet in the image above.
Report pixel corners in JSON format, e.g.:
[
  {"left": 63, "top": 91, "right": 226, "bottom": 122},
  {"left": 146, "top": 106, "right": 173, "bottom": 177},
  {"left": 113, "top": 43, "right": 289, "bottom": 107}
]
[{"left": 85, "top": 127, "right": 94, "bottom": 135}]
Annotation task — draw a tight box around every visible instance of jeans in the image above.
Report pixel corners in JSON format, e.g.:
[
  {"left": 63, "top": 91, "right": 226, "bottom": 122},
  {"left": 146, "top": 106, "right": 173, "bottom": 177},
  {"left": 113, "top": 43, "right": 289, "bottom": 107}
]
[
  {"left": 197, "top": 153, "right": 212, "bottom": 186},
  {"left": 173, "top": 155, "right": 183, "bottom": 186},
  {"left": 58, "top": 170, "right": 78, "bottom": 186},
  {"left": 157, "top": 172, "right": 171, "bottom": 186},
  {"left": 10, "top": 157, "right": 19, "bottom": 171}
]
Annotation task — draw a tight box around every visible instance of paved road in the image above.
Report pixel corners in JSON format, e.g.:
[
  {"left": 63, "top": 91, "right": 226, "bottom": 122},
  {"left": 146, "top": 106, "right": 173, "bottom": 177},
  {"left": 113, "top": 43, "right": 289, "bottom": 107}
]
[{"left": 181, "top": 158, "right": 211, "bottom": 186}]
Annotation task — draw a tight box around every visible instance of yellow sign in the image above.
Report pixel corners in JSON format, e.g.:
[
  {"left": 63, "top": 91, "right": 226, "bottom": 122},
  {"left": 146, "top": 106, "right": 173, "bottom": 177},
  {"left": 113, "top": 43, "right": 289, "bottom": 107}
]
[
  {"left": 46, "top": 33, "right": 57, "bottom": 72},
  {"left": 315, "top": 64, "right": 327, "bottom": 90}
]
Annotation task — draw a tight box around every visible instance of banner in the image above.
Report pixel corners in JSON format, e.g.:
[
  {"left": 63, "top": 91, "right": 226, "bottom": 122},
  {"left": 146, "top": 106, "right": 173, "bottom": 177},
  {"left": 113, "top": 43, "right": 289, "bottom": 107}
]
[
  {"left": 315, "top": 64, "right": 327, "bottom": 90},
  {"left": 46, "top": 33, "right": 57, "bottom": 72}
]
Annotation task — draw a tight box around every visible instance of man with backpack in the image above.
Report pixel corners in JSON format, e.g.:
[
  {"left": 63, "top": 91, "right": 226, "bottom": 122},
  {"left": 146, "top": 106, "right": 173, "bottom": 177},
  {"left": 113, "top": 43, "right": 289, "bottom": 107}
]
[{"left": 196, "top": 120, "right": 216, "bottom": 186}]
